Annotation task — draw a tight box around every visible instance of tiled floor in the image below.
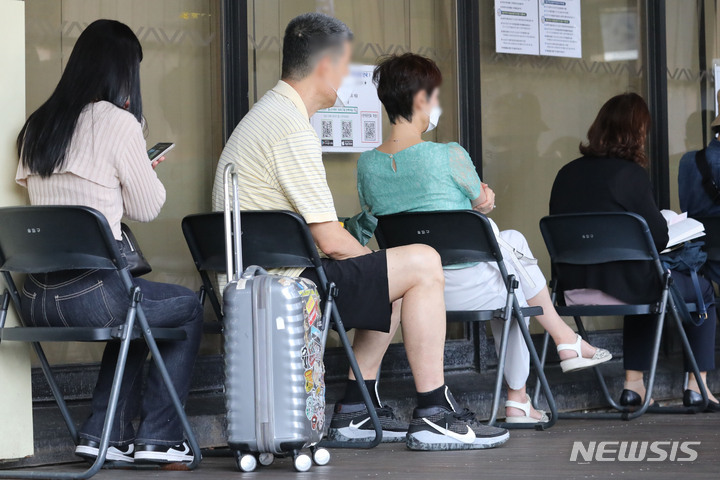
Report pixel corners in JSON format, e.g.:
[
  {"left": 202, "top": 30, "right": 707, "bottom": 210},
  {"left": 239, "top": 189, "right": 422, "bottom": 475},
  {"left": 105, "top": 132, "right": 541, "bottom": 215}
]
[{"left": 20, "top": 412, "right": 720, "bottom": 480}]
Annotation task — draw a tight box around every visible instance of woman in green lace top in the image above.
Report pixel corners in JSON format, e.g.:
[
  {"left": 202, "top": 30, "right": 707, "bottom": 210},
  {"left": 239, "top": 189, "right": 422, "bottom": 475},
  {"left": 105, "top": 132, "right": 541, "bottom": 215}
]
[{"left": 357, "top": 53, "right": 611, "bottom": 423}]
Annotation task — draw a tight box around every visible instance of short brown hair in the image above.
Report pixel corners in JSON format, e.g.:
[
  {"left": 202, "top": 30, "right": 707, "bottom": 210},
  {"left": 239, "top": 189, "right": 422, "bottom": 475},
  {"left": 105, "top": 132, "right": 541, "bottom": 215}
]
[
  {"left": 580, "top": 93, "right": 651, "bottom": 167},
  {"left": 373, "top": 53, "right": 442, "bottom": 124}
]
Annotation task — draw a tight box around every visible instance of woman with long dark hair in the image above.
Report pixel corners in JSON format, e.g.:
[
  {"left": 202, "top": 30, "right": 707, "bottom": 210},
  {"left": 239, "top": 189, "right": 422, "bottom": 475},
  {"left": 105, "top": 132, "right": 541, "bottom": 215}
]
[
  {"left": 16, "top": 20, "right": 203, "bottom": 463},
  {"left": 550, "top": 93, "right": 718, "bottom": 411}
]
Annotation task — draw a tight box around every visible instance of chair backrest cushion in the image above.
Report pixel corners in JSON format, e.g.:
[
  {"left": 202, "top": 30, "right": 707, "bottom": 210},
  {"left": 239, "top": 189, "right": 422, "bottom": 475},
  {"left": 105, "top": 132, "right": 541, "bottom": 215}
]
[
  {"left": 540, "top": 212, "right": 658, "bottom": 266},
  {"left": 0, "top": 206, "right": 124, "bottom": 273},
  {"left": 376, "top": 210, "right": 499, "bottom": 266},
  {"left": 182, "top": 210, "right": 320, "bottom": 272}
]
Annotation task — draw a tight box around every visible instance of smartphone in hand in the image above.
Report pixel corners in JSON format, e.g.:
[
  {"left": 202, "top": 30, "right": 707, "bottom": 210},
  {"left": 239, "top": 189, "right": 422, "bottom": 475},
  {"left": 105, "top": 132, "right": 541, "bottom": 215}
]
[{"left": 147, "top": 142, "right": 175, "bottom": 162}]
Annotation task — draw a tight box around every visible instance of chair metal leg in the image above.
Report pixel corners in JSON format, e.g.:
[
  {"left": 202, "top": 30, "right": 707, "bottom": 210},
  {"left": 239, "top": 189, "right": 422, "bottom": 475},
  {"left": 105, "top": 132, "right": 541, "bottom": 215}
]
[
  {"left": 573, "top": 316, "right": 626, "bottom": 413},
  {"left": 487, "top": 281, "right": 515, "bottom": 426},
  {"left": 647, "top": 296, "right": 709, "bottom": 414},
  {"left": 199, "top": 272, "right": 223, "bottom": 322},
  {"left": 497, "top": 295, "right": 558, "bottom": 430},
  {"left": 32, "top": 342, "right": 80, "bottom": 443},
  {"left": 531, "top": 332, "right": 550, "bottom": 407},
  {"left": 532, "top": 280, "right": 557, "bottom": 407},
  {"left": 318, "top": 300, "right": 383, "bottom": 449},
  {"left": 134, "top": 304, "right": 202, "bottom": 469},
  {"left": 0, "top": 290, "right": 9, "bottom": 330},
  {"left": 2, "top": 287, "right": 81, "bottom": 444},
  {"left": 624, "top": 307, "right": 667, "bottom": 420},
  {"left": 560, "top": 290, "right": 669, "bottom": 420},
  {"left": 0, "top": 288, "right": 140, "bottom": 479}
]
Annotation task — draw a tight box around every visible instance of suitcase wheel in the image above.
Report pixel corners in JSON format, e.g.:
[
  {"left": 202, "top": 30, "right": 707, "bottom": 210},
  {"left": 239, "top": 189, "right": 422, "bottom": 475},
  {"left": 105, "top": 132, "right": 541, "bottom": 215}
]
[
  {"left": 311, "top": 447, "right": 331, "bottom": 466},
  {"left": 293, "top": 452, "right": 312, "bottom": 472},
  {"left": 235, "top": 452, "right": 257, "bottom": 472},
  {"left": 258, "top": 453, "right": 275, "bottom": 466}
]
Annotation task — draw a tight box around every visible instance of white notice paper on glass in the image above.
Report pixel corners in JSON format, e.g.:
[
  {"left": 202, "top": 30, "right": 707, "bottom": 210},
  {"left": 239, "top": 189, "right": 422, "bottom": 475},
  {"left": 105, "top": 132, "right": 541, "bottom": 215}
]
[
  {"left": 310, "top": 64, "right": 382, "bottom": 153},
  {"left": 494, "top": 0, "right": 582, "bottom": 59},
  {"left": 494, "top": 0, "right": 540, "bottom": 56},
  {"left": 539, "top": 0, "right": 582, "bottom": 58}
]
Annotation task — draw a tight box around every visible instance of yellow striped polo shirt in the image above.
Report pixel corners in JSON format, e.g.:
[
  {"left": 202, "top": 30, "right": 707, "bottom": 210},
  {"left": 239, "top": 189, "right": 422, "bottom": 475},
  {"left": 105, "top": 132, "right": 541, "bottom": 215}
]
[{"left": 212, "top": 80, "right": 337, "bottom": 278}]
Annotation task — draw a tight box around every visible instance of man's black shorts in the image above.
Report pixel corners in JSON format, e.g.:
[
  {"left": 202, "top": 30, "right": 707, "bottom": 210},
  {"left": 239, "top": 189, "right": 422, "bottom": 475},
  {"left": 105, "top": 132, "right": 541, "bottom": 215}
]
[{"left": 300, "top": 250, "right": 392, "bottom": 333}]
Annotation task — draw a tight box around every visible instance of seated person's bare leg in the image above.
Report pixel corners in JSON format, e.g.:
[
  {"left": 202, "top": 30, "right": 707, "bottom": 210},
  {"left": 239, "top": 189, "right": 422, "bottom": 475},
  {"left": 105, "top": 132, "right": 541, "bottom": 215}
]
[
  {"left": 625, "top": 370, "right": 652, "bottom": 403},
  {"left": 385, "top": 244, "right": 446, "bottom": 392},
  {"left": 348, "top": 300, "right": 402, "bottom": 381},
  {"left": 687, "top": 372, "right": 719, "bottom": 402},
  {"left": 348, "top": 244, "right": 446, "bottom": 392}
]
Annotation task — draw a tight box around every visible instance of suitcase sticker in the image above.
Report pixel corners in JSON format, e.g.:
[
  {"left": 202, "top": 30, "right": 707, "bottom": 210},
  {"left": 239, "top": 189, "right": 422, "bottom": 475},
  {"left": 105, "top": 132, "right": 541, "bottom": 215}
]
[{"left": 300, "top": 287, "right": 325, "bottom": 431}]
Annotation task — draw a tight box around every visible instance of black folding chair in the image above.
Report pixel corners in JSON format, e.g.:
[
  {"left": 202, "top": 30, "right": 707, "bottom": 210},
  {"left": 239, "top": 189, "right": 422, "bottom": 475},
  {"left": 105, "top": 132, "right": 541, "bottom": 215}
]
[
  {"left": 375, "top": 210, "right": 558, "bottom": 430},
  {"left": 534, "top": 212, "right": 709, "bottom": 419},
  {"left": 181, "top": 213, "right": 225, "bottom": 334},
  {"left": 0, "top": 206, "right": 201, "bottom": 479},
  {"left": 181, "top": 211, "right": 383, "bottom": 448}
]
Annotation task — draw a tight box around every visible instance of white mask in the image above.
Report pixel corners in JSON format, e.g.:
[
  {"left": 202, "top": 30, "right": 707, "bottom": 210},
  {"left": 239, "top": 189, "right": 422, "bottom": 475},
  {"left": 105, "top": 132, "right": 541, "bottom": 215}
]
[
  {"left": 327, "top": 80, "right": 345, "bottom": 108},
  {"left": 424, "top": 105, "right": 442, "bottom": 133}
]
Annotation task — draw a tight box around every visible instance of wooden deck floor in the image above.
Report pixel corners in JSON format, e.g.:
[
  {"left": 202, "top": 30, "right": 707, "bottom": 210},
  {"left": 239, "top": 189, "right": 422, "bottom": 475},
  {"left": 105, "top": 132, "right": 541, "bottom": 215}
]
[{"left": 25, "top": 412, "right": 720, "bottom": 480}]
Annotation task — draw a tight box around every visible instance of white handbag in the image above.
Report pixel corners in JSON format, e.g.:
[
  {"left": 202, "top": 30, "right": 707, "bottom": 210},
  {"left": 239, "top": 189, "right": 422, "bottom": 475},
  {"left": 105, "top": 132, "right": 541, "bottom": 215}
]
[{"left": 487, "top": 218, "right": 538, "bottom": 290}]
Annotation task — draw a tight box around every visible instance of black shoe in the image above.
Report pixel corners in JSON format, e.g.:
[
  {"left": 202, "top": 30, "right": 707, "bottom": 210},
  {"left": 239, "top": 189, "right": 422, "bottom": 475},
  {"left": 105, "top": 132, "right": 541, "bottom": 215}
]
[
  {"left": 134, "top": 441, "right": 194, "bottom": 464},
  {"left": 74, "top": 438, "right": 134, "bottom": 463},
  {"left": 619, "top": 389, "right": 657, "bottom": 408},
  {"left": 328, "top": 402, "right": 408, "bottom": 443},
  {"left": 406, "top": 387, "right": 509, "bottom": 451},
  {"left": 683, "top": 389, "right": 720, "bottom": 412}
]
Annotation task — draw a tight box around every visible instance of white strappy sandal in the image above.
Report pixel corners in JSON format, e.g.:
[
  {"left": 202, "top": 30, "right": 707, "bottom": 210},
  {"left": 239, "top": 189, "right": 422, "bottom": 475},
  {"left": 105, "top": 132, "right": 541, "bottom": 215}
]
[
  {"left": 557, "top": 334, "right": 612, "bottom": 373},
  {"left": 504, "top": 394, "right": 549, "bottom": 424}
]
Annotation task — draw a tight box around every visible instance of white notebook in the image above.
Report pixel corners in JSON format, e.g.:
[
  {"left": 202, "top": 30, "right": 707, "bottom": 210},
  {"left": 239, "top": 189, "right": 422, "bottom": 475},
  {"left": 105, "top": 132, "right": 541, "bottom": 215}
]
[{"left": 660, "top": 210, "right": 705, "bottom": 253}]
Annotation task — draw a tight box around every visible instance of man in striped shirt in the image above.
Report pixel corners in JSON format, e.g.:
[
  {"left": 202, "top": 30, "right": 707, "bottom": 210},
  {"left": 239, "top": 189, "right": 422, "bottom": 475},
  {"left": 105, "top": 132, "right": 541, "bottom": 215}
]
[{"left": 212, "top": 12, "right": 508, "bottom": 451}]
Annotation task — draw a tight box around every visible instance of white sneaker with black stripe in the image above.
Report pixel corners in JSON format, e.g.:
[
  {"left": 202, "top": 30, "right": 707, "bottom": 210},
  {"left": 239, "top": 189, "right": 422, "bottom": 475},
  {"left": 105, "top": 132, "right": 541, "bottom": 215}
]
[
  {"left": 74, "top": 438, "right": 134, "bottom": 463},
  {"left": 134, "top": 441, "right": 194, "bottom": 464}
]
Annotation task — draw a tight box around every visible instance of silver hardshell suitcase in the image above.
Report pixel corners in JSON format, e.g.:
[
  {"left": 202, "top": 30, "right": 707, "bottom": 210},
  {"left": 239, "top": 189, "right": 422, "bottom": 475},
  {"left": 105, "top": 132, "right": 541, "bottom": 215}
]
[{"left": 222, "top": 165, "right": 331, "bottom": 472}]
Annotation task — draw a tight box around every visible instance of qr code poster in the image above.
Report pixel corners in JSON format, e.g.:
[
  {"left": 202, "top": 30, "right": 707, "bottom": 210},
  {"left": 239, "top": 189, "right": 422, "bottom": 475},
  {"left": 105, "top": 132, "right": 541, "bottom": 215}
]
[{"left": 310, "top": 64, "right": 382, "bottom": 153}]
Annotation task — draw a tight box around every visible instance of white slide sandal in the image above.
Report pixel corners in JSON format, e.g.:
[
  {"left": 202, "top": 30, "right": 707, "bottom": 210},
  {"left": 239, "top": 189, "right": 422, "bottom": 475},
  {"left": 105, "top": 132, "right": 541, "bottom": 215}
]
[
  {"left": 504, "top": 394, "right": 549, "bottom": 423},
  {"left": 557, "top": 334, "right": 612, "bottom": 373}
]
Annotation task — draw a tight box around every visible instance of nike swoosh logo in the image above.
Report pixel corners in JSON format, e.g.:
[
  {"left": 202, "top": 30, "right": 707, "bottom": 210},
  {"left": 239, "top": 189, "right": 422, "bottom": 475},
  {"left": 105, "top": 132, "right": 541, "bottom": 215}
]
[
  {"left": 348, "top": 417, "right": 371, "bottom": 429},
  {"left": 422, "top": 418, "right": 477, "bottom": 444},
  {"left": 170, "top": 444, "right": 191, "bottom": 455}
]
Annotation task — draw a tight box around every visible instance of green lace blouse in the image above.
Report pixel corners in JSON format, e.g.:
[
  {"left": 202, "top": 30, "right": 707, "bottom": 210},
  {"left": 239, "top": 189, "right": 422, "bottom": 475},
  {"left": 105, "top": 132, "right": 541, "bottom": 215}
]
[{"left": 357, "top": 141, "right": 483, "bottom": 268}]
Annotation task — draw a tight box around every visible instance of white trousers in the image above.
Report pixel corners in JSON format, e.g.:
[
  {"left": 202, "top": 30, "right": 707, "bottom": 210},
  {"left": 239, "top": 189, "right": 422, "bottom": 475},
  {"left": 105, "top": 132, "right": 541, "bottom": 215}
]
[{"left": 443, "top": 230, "right": 546, "bottom": 390}]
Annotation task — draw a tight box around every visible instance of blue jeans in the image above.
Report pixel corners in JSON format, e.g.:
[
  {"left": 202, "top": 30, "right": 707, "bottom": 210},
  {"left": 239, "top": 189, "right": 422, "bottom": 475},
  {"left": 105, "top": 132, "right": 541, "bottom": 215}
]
[{"left": 21, "top": 268, "right": 203, "bottom": 446}]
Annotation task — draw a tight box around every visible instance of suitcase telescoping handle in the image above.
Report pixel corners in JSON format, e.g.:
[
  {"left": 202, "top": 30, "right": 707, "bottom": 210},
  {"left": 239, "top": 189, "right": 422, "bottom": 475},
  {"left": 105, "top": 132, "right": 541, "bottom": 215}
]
[{"left": 223, "top": 163, "right": 244, "bottom": 282}]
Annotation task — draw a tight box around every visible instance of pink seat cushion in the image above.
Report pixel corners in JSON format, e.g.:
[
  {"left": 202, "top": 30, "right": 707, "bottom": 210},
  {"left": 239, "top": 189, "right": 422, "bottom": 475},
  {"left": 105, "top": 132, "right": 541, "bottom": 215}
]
[{"left": 564, "top": 288, "right": 628, "bottom": 306}]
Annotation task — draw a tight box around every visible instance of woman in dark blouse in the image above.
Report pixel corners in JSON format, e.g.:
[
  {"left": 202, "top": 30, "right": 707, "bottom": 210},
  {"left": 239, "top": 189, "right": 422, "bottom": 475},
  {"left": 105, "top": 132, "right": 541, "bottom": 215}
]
[{"left": 550, "top": 93, "right": 718, "bottom": 411}]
